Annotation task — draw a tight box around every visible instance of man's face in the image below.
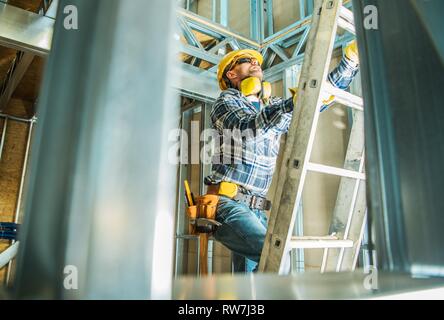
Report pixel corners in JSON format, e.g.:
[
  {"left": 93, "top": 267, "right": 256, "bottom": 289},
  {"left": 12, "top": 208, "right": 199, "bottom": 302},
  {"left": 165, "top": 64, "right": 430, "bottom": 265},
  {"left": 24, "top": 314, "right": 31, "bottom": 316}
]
[{"left": 226, "top": 57, "right": 263, "bottom": 89}]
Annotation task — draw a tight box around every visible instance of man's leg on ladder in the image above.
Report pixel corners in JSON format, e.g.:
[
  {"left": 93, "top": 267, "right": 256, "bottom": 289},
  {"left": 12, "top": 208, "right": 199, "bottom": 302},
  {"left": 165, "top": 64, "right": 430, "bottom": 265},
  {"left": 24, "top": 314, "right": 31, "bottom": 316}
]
[{"left": 213, "top": 197, "right": 268, "bottom": 273}]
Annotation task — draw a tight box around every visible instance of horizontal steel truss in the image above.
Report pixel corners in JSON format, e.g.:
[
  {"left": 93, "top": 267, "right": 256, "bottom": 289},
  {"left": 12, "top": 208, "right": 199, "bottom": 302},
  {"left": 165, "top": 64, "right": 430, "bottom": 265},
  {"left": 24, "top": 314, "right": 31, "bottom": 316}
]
[
  {"left": 0, "top": 2, "right": 221, "bottom": 101},
  {"left": 178, "top": 0, "right": 354, "bottom": 82},
  {"left": 0, "top": 1, "right": 354, "bottom": 100}
]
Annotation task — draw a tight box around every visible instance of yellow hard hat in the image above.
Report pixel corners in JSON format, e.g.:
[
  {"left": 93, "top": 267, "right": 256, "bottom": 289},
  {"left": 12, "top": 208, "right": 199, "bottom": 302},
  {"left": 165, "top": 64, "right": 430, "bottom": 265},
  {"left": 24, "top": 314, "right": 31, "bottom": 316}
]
[{"left": 217, "top": 49, "right": 263, "bottom": 91}]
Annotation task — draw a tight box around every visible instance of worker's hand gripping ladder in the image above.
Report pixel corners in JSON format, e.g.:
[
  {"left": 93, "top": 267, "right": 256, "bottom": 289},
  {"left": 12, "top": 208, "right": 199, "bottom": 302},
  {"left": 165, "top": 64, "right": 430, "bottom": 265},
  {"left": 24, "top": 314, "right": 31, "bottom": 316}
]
[{"left": 259, "top": 0, "right": 366, "bottom": 274}]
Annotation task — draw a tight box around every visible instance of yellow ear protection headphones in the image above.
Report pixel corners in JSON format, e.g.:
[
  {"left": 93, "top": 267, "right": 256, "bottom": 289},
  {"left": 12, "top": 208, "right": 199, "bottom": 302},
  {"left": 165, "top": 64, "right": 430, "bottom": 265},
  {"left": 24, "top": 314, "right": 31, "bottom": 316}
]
[{"left": 240, "top": 77, "right": 272, "bottom": 104}]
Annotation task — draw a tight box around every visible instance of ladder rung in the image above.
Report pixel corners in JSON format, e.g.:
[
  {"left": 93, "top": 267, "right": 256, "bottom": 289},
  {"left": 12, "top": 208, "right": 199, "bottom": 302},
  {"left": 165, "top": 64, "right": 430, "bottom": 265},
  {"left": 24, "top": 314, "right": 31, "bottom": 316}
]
[
  {"left": 307, "top": 162, "right": 366, "bottom": 180},
  {"left": 338, "top": 17, "right": 356, "bottom": 36},
  {"left": 338, "top": 6, "right": 356, "bottom": 35},
  {"left": 290, "top": 237, "right": 353, "bottom": 249},
  {"left": 323, "top": 82, "right": 363, "bottom": 111},
  {"left": 339, "top": 6, "right": 355, "bottom": 22},
  {"left": 332, "top": 90, "right": 363, "bottom": 110},
  {"left": 293, "top": 236, "right": 338, "bottom": 240}
]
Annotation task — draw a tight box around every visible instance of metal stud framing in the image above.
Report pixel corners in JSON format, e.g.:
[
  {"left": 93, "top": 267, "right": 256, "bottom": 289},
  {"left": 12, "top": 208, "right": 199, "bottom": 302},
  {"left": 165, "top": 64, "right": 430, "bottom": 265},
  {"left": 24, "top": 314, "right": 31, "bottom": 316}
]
[
  {"left": 0, "top": 0, "right": 354, "bottom": 93},
  {"left": 177, "top": 0, "right": 354, "bottom": 81}
]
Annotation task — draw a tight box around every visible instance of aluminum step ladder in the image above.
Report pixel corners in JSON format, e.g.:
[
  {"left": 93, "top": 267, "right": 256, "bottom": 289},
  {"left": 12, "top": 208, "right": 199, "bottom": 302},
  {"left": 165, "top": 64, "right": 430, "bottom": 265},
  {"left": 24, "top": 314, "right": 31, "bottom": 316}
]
[{"left": 259, "top": 0, "right": 367, "bottom": 274}]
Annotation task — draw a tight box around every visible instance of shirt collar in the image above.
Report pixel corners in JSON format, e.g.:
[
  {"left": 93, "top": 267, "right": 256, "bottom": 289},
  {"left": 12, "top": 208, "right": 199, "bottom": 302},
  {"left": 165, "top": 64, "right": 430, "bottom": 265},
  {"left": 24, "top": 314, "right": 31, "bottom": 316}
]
[{"left": 221, "top": 89, "right": 259, "bottom": 113}]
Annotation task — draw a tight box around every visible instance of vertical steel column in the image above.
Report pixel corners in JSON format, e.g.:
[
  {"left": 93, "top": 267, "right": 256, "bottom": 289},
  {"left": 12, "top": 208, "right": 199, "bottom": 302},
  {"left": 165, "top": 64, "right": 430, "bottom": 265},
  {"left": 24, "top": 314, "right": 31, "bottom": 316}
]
[
  {"left": 212, "top": 0, "right": 217, "bottom": 22},
  {"left": 14, "top": 0, "right": 178, "bottom": 299},
  {"left": 250, "top": 0, "right": 264, "bottom": 43},
  {"left": 307, "top": 0, "right": 313, "bottom": 15},
  {"left": 219, "top": 0, "right": 228, "bottom": 27},
  {"left": 250, "top": 0, "right": 258, "bottom": 41},
  {"left": 266, "top": 0, "right": 273, "bottom": 37},
  {"left": 299, "top": 0, "right": 306, "bottom": 19},
  {"left": 257, "top": 0, "right": 265, "bottom": 43}
]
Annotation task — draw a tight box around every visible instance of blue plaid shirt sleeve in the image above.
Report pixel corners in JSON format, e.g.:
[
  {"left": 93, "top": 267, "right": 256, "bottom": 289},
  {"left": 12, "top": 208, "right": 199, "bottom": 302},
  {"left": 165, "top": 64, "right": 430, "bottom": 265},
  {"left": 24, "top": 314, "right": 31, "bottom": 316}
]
[
  {"left": 279, "top": 55, "right": 359, "bottom": 131},
  {"left": 211, "top": 94, "right": 294, "bottom": 135},
  {"left": 328, "top": 55, "right": 359, "bottom": 90}
]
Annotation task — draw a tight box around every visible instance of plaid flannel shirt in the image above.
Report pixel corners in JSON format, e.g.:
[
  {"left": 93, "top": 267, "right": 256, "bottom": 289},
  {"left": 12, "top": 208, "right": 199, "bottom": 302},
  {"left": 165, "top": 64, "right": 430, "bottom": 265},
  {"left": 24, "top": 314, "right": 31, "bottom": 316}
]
[{"left": 205, "top": 56, "right": 359, "bottom": 197}]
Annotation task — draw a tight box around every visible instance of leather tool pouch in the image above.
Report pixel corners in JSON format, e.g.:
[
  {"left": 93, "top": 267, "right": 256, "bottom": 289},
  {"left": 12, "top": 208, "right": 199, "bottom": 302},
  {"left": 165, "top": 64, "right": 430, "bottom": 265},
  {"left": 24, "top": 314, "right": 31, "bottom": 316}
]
[{"left": 186, "top": 194, "right": 220, "bottom": 234}]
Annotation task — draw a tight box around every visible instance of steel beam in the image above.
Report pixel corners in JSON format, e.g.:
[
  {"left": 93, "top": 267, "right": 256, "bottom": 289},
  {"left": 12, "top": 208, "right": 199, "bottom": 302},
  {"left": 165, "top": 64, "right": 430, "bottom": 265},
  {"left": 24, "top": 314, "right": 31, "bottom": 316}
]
[
  {"left": 257, "top": 0, "right": 265, "bottom": 43},
  {"left": 178, "top": 16, "right": 205, "bottom": 50},
  {"left": 262, "top": 0, "right": 352, "bottom": 46},
  {"left": 0, "top": 2, "right": 54, "bottom": 56},
  {"left": 264, "top": 33, "right": 354, "bottom": 82},
  {"left": 262, "top": 16, "right": 312, "bottom": 47},
  {"left": 250, "top": 0, "right": 258, "bottom": 41},
  {"left": 292, "top": 26, "right": 310, "bottom": 59},
  {"left": 179, "top": 8, "right": 259, "bottom": 49},
  {"left": 0, "top": 0, "right": 355, "bottom": 85},
  {"left": 250, "top": 0, "right": 265, "bottom": 43},
  {"left": 266, "top": 0, "right": 274, "bottom": 37},
  {"left": 299, "top": 0, "right": 306, "bottom": 19},
  {"left": 208, "top": 38, "right": 231, "bottom": 55},
  {"left": 0, "top": 4, "right": 219, "bottom": 104},
  {"left": 269, "top": 44, "right": 289, "bottom": 62},
  {"left": 14, "top": 0, "right": 178, "bottom": 300},
  {"left": 307, "top": 0, "right": 314, "bottom": 15},
  {"left": 180, "top": 43, "right": 221, "bottom": 65},
  {"left": 174, "top": 64, "right": 219, "bottom": 102},
  {"left": 0, "top": 1, "right": 58, "bottom": 113},
  {"left": 219, "top": 0, "right": 228, "bottom": 27}
]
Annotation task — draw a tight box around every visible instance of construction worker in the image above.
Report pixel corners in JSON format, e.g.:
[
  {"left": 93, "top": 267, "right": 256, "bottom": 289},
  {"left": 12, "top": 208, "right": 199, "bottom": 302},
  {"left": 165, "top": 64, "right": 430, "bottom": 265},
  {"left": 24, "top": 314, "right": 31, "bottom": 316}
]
[{"left": 205, "top": 41, "right": 360, "bottom": 273}]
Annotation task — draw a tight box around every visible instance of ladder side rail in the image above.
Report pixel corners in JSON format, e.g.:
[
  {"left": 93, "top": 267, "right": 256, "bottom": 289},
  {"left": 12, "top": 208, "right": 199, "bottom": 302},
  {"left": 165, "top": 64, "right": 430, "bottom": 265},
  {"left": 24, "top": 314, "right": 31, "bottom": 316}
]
[
  {"left": 323, "top": 110, "right": 366, "bottom": 271},
  {"left": 259, "top": 0, "right": 344, "bottom": 274}
]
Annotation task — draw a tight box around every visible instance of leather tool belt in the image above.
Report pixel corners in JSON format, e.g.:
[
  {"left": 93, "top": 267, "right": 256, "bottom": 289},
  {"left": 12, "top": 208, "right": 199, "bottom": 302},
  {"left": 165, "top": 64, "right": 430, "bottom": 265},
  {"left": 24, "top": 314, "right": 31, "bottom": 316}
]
[{"left": 207, "top": 182, "right": 272, "bottom": 211}]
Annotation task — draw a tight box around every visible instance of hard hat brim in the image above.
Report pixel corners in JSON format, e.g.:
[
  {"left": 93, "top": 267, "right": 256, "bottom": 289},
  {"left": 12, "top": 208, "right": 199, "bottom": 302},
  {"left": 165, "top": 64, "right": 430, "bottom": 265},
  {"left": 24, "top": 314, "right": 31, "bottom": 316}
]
[{"left": 217, "top": 49, "right": 264, "bottom": 91}]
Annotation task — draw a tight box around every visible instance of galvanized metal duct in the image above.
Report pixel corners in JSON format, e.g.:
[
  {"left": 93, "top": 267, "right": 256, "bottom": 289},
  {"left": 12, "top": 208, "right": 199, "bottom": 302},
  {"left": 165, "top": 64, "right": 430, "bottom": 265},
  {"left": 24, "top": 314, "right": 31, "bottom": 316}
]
[{"left": 353, "top": 0, "right": 444, "bottom": 276}]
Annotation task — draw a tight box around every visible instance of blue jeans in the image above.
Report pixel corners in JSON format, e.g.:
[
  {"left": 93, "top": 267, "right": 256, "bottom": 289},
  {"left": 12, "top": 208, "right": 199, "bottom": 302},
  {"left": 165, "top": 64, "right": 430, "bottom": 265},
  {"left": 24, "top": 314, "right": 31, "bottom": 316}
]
[{"left": 213, "top": 196, "right": 268, "bottom": 273}]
